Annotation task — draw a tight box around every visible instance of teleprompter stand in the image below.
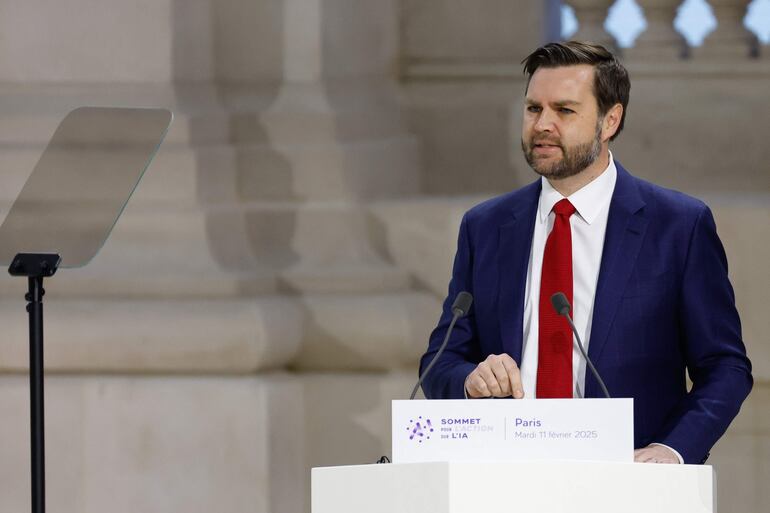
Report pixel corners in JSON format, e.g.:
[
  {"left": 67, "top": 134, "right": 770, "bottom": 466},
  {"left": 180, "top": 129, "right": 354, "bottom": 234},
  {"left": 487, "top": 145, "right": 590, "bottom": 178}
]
[
  {"left": 9, "top": 253, "right": 61, "bottom": 513},
  {"left": 0, "top": 107, "right": 172, "bottom": 513}
]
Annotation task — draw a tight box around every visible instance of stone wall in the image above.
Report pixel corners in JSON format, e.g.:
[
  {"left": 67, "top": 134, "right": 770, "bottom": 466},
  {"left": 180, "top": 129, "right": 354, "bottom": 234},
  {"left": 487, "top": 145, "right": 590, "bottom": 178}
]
[{"left": 0, "top": 0, "right": 766, "bottom": 512}]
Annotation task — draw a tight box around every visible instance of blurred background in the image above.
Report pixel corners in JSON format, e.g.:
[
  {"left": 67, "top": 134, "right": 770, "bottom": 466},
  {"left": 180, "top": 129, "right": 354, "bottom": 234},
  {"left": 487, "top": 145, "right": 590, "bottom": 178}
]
[{"left": 0, "top": 0, "right": 767, "bottom": 511}]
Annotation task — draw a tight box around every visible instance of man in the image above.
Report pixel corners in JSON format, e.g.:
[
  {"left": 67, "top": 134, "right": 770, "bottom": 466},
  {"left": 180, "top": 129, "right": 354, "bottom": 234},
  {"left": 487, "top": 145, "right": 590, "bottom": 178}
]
[{"left": 419, "top": 41, "right": 752, "bottom": 465}]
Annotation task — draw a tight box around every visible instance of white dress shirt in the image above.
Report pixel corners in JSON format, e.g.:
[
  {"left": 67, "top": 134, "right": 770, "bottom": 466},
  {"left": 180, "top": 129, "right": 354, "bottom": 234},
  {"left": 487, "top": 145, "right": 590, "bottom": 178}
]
[{"left": 520, "top": 155, "right": 616, "bottom": 399}]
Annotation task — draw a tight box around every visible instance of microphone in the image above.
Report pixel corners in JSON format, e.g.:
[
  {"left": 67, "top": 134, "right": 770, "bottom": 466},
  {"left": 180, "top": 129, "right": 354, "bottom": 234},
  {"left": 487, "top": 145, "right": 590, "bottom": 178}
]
[
  {"left": 410, "top": 291, "right": 473, "bottom": 400},
  {"left": 451, "top": 291, "right": 473, "bottom": 317},
  {"left": 550, "top": 292, "right": 610, "bottom": 399}
]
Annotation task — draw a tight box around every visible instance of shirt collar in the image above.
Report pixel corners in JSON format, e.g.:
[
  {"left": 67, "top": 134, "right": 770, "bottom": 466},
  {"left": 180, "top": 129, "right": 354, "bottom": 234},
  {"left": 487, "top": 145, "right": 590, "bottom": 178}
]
[{"left": 538, "top": 151, "right": 618, "bottom": 225}]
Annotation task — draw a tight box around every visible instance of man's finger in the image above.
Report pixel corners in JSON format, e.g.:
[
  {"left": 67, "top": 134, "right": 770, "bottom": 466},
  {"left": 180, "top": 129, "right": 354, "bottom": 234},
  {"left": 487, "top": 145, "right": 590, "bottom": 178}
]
[
  {"left": 489, "top": 358, "right": 512, "bottom": 396},
  {"left": 465, "top": 372, "right": 489, "bottom": 398},
  {"left": 501, "top": 355, "right": 524, "bottom": 398},
  {"left": 477, "top": 362, "right": 504, "bottom": 396},
  {"left": 634, "top": 449, "right": 675, "bottom": 464},
  {"left": 469, "top": 373, "right": 491, "bottom": 397}
]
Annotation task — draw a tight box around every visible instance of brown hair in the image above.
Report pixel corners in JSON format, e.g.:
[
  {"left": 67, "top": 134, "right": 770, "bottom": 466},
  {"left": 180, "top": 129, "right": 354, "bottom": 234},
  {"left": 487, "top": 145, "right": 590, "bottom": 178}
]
[{"left": 522, "top": 41, "right": 630, "bottom": 141}]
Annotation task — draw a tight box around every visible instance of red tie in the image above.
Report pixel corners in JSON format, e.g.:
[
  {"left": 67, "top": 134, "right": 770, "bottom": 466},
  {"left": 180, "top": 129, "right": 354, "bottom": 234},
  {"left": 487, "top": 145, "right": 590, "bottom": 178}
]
[{"left": 537, "top": 198, "right": 576, "bottom": 398}]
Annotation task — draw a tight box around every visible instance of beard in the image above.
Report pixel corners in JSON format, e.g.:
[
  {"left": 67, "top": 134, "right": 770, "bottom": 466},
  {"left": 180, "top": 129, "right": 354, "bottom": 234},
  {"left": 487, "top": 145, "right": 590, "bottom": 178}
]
[{"left": 521, "top": 121, "right": 602, "bottom": 180}]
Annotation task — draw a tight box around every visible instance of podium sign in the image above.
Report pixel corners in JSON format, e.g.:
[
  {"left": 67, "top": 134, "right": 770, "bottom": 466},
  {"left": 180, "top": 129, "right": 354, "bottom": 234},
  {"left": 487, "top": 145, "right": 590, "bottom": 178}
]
[{"left": 392, "top": 399, "right": 633, "bottom": 463}]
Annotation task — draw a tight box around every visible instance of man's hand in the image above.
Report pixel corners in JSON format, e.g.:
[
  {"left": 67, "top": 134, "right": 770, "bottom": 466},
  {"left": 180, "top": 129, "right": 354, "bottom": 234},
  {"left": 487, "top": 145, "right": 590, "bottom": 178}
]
[
  {"left": 464, "top": 354, "right": 524, "bottom": 398},
  {"left": 634, "top": 444, "right": 681, "bottom": 464}
]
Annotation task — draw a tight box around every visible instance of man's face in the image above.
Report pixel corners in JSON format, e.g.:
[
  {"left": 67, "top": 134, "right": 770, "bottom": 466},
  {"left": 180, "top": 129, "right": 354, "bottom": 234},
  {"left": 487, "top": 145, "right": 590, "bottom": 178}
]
[{"left": 521, "top": 64, "right": 604, "bottom": 180}]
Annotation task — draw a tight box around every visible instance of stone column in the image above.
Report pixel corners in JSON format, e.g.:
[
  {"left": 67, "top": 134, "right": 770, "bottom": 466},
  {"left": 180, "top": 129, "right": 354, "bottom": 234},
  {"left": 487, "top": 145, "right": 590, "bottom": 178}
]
[
  {"left": 624, "top": 0, "right": 688, "bottom": 60},
  {"left": 215, "top": 0, "right": 439, "bottom": 482},
  {"left": 565, "top": 0, "right": 618, "bottom": 51},
  {"left": 218, "top": 0, "right": 421, "bottom": 293},
  {"left": 691, "top": 0, "right": 758, "bottom": 59}
]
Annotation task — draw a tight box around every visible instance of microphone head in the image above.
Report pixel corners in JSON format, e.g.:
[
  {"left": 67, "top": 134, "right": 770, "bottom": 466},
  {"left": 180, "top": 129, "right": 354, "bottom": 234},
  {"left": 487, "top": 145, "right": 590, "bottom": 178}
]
[
  {"left": 550, "top": 292, "right": 571, "bottom": 317},
  {"left": 451, "top": 291, "right": 473, "bottom": 317}
]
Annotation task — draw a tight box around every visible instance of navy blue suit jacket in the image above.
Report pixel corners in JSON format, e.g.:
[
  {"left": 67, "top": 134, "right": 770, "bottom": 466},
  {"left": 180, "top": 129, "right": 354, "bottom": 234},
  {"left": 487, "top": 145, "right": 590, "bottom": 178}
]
[{"left": 420, "top": 162, "right": 752, "bottom": 464}]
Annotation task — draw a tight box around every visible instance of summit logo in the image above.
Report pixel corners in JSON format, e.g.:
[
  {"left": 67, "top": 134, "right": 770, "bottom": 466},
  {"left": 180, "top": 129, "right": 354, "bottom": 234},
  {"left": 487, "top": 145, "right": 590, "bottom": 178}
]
[{"left": 406, "top": 416, "right": 433, "bottom": 443}]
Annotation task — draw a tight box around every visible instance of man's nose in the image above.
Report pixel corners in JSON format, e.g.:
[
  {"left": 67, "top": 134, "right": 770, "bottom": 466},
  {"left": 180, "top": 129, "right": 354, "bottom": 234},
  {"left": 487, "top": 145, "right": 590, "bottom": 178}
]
[{"left": 534, "top": 109, "right": 557, "bottom": 132}]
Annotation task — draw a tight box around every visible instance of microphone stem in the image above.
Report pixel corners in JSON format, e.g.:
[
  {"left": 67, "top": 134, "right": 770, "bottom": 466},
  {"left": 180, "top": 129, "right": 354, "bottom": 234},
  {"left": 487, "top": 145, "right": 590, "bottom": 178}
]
[
  {"left": 410, "top": 313, "right": 459, "bottom": 400},
  {"left": 564, "top": 313, "right": 611, "bottom": 399}
]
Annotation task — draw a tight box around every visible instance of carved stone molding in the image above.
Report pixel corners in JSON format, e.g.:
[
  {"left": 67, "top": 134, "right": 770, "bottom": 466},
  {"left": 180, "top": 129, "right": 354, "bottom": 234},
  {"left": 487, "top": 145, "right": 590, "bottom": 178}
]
[
  {"left": 692, "top": 0, "right": 758, "bottom": 60},
  {"left": 565, "top": 0, "right": 618, "bottom": 50},
  {"left": 624, "top": 0, "right": 688, "bottom": 61}
]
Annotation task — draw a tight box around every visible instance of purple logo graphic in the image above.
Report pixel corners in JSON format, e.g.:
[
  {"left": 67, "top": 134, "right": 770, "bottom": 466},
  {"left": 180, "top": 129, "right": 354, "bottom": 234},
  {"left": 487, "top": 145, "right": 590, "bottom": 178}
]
[{"left": 406, "top": 416, "right": 434, "bottom": 443}]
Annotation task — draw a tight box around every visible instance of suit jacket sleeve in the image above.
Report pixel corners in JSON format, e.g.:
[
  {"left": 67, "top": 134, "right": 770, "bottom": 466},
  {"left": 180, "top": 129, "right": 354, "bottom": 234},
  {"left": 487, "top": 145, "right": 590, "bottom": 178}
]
[
  {"left": 419, "top": 213, "right": 481, "bottom": 399},
  {"left": 655, "top": 205, "right": 753, "bottom": 464}
]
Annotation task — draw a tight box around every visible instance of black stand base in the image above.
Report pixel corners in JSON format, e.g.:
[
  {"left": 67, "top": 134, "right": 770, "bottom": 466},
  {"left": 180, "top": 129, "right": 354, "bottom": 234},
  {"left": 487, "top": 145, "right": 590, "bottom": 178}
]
[{"left": 9, "top": 253, "right": 60, "bottom": 513}]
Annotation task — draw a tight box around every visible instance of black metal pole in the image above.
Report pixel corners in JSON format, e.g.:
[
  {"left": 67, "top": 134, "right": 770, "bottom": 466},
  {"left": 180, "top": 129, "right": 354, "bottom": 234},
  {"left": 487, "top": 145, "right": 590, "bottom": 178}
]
[
  {"left": 9, "top": 253, "right": 60, "bottom": 513},
  {"left": 27, "top": 276, "right": 45, "bottom": 513}
]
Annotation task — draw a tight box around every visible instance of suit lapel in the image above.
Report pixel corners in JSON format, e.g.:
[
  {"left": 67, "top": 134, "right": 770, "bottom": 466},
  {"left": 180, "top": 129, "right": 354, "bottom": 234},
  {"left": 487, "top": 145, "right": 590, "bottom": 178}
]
[
  {"left": 498, "top": 181, "right": 540, "bottom": 364},
  {"left": 586, "top": 164, "right": 648, "bottom": 394}
]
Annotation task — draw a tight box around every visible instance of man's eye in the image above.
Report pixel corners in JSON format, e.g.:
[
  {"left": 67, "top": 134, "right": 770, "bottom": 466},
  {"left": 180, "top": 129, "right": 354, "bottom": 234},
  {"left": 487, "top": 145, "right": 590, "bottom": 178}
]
[
  {"left": 560, "top": 108, "right": 575, "bottom": 114},
  {"left": 527, "top": 106, "right": 541, "bottom": 113}
]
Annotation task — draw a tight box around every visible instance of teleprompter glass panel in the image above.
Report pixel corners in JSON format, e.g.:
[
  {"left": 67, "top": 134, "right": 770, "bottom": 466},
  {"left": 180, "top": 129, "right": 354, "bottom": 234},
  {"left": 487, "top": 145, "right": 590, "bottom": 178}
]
[{"left": 0, "top": 107, "right": 172, "bottom": 268}]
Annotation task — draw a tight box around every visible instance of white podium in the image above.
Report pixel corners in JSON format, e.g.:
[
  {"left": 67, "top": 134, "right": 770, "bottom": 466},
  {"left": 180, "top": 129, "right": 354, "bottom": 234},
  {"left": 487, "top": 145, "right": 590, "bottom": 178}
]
[{"left": 312, "top": 461, "right": 715, "bottom": 513}]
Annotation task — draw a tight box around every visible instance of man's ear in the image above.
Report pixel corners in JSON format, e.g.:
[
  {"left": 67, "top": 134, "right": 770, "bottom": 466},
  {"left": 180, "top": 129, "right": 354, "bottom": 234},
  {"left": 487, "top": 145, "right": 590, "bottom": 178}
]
[{"left": 602, "top": 103, "right": 623, "bottom": 142}]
